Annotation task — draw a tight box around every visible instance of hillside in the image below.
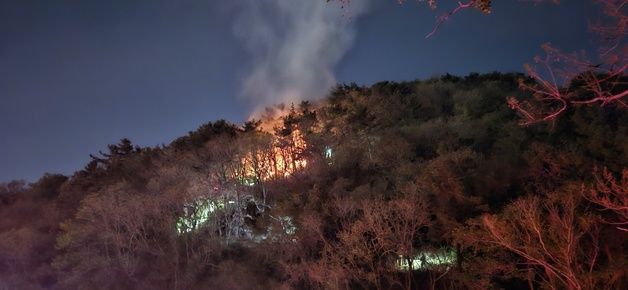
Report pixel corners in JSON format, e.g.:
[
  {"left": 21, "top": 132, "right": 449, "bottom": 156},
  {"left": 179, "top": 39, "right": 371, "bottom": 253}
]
[{"left": 1, "top": 73, "right": 626, "bottom": 289}]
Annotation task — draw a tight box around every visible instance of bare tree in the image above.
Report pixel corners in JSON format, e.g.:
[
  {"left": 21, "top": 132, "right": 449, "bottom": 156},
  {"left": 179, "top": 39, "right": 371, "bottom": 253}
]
[
  {"left": 508, "top": 0, "right": 627, "bottom": 125},
  {"left": 476, "top": 189, "right": 624, "bottom": 290},
  {"left": 301, "top": 194, "right": 431, "bottom": 290},
  {"left": 585, "top": 167, "right": 628, "bottom": 232}
]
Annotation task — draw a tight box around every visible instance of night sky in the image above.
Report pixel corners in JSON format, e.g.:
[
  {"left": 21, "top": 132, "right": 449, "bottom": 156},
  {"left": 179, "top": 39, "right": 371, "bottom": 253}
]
[{"left": 0, "top": 0, "right": 598, "bottom": 182}]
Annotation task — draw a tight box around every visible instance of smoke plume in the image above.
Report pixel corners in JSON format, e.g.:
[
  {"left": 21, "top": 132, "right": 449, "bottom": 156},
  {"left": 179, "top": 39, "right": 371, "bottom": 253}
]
[{"left": 232, "top": 0, "right": 370, "bottom": 114}]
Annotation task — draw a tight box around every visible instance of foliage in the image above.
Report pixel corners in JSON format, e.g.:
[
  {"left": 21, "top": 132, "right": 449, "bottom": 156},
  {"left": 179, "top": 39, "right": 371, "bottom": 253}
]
[{"left": 0, "top": 73, "right": 625, "bottom": 289}]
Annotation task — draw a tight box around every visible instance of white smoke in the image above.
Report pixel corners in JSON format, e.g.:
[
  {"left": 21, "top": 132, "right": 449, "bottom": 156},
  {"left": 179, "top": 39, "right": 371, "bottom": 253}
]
[{"left": 232, "top": 0, "right": 370, "bottom": 114}]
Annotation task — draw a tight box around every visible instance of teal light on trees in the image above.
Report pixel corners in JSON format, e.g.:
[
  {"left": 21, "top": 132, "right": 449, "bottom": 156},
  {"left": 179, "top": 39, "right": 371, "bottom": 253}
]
[
  {"left": 395, "top": 248, "right": 457, "bottom": 271},
  {"left": 324, "top": 146, "right": 333, "bottom": 159},
  {"left": 176, "top": 199, "right": 223, "bottom": 234},
  {"left": 278, "top": 216, "right": 296, "bottom": 235}
]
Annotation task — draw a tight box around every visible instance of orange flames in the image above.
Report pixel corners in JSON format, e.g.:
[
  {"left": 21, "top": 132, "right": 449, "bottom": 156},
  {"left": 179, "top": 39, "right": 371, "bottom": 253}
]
[{"left": 239, "top": 127, "right": 308, "bottom": 184}]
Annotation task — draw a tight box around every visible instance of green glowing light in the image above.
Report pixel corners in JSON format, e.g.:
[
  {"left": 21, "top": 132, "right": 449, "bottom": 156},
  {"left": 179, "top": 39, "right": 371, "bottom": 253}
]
[
  {"left": 175, "top": 196, "right": 298, "bottom": 242},
  {"left": 324, "top": 146, "right": 333, "bottom": 159},
  {"left": 278, "top": 216, "right": 296, "bottom": 235},
  {"left": 176, "top": 199, "right": 224, "bottom": 234},
  {"left": 238, "top": 176, "right": 257, "bottom": 186},
  {"left": 396, "top": 248, "right": 457, "bottom": 271}
]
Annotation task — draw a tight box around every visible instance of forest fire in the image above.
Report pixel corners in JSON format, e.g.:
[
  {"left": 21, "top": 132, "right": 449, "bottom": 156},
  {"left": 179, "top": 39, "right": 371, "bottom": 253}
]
[
  {"left": 236, "top": 106, "right": 312, "bottom": 185},
  {"left": 239, "top": 128, "right": 308, "bottom": 184},
  {"left": 176, "top": 116, "right": 312, "bottom": 235},
  {"left": 3, "top": 0, "right": 626, "bottom": 288}
]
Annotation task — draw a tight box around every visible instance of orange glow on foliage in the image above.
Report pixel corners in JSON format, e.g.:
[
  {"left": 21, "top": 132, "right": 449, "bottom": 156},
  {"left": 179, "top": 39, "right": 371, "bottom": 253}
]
[{"left": 240, "top": 129, "right": 308, "bottom": 183}]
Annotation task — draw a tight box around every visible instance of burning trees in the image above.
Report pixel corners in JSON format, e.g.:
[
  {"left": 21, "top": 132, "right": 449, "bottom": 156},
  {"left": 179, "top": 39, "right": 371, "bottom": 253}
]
[{"left": 175, "top": 108, "right": 312, "bottom": 243}]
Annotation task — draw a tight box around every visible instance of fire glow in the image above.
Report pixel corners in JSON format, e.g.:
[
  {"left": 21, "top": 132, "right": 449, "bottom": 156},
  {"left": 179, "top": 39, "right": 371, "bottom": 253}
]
[
  {"left": 176, "top": 119, "right": 324, "bottom": 235},
  {"left": 239, "top": 128, "right": 308, "bottom": 184}
]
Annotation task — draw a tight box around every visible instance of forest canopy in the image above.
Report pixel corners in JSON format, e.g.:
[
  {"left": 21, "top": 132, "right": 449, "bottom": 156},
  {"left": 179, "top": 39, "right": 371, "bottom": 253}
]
[{"left": 0, "top": 73, "right": 626, "bottom": 289}]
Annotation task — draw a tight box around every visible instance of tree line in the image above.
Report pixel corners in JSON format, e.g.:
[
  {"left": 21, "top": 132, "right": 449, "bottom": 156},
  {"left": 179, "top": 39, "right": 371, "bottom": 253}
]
[{"left": 0, "top": 72, "right": 626, "bottom": 289}]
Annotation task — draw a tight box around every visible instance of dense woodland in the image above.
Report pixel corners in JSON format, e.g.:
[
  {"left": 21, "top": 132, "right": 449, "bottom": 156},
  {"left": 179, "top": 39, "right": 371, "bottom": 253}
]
[{"left": 1, "top": 73, "right": 626, "bottom": 289}]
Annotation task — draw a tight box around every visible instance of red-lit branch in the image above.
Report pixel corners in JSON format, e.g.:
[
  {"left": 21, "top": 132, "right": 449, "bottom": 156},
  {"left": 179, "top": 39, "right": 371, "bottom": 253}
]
[
  {"left": 585, "top": 168, "right": 628, "bottom": 232},
  {"left": 425, "top": 1, "right": 478, "bottom": 38},
  {"left": 509, "top": 0, "right": 627, "bottom": 125}
]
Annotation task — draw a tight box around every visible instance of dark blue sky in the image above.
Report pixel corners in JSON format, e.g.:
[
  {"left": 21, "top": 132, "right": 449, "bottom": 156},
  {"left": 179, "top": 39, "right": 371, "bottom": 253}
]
[{"left": 0, "top": 0, "right": 598, "bottom": 182}]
